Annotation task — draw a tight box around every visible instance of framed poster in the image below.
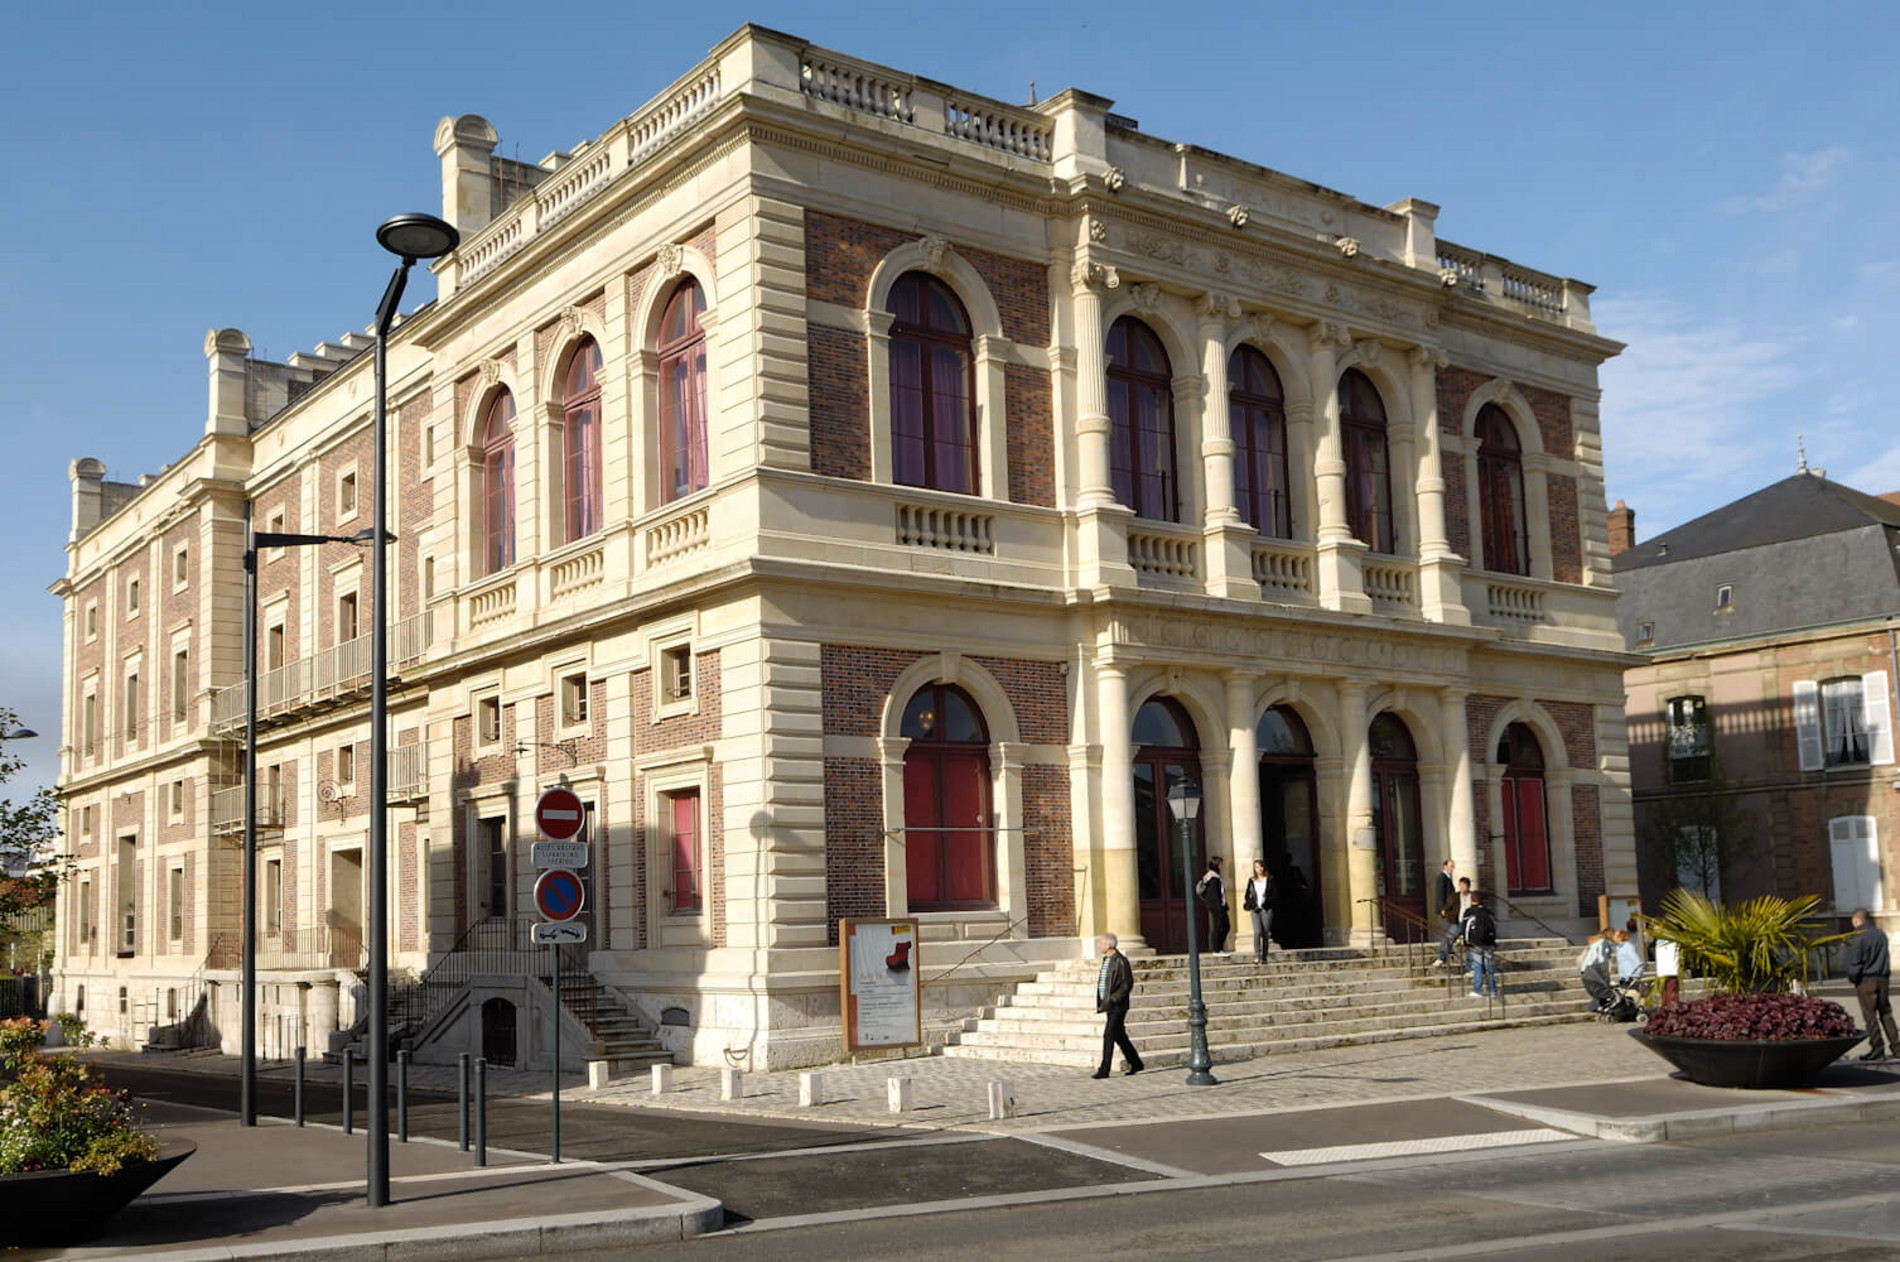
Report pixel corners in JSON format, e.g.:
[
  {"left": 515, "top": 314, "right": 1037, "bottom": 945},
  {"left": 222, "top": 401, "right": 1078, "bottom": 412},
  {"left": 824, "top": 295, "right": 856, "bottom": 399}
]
[{"left": 840, "top": 918, "right": 921, "bottom": 1051}]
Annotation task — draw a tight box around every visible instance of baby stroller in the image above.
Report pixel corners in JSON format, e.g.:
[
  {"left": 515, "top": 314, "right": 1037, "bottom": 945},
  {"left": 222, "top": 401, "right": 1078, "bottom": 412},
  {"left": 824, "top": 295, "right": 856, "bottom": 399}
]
[{"left": 1582, "top": 962, "right": 1643, "bottom": 1023}]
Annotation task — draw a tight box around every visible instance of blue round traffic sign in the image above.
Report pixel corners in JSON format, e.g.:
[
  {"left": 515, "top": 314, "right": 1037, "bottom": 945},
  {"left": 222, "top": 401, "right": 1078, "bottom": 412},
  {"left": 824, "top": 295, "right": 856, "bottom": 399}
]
[{"left": 534, "top": 868, "right": 586, "bottom": 922}]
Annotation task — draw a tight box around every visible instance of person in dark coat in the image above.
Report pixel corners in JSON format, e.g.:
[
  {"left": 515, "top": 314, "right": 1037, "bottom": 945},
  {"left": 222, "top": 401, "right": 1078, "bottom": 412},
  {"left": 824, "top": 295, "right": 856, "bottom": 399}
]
[
  {"left": 1242, "top": 859, "right": 1277, "bottom": 963},
  {"left": 1093, "top": 933, "right": 1143, "bottom": 1078},
  {"left": 1196, "top": 856, "right": 1230, "bottom": 954},
  {"left": 1847, "top": 908, "right": 1898, "bottom": 1062}
]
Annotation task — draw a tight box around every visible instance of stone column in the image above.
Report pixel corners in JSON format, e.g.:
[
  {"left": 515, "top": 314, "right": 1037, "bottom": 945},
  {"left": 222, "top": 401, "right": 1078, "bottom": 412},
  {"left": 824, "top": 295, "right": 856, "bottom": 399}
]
[
  {"left": 1309, "top": 323, "right": 1371, "bottom": 613},
  {"left": 1199, "top": 294, "right": 1256, "bottom": 599},
  {"left": 1073, "top": 263, "right": 1135, "bottom": 588},
  {"left": 1410, "top": 347, "right": 1469, "bottom": 624},
  {"left": 1337, "top": 679, "right": 1377, "bottom": 943},
  {"left": 1096, "top": 660, "right": 1145, "bottom": 950},
  {"left": 1225, "top": 672, "right": 1262, "bottom": 955},
  {"left": 1483, "top": 763, "right": 1507, "bottom": 896},
  {"left": 1439, "top": 687, "right": 1477, "bottom": 879},
  {"left": 878, "top": 736, "right": 911, "bottom": 918}
]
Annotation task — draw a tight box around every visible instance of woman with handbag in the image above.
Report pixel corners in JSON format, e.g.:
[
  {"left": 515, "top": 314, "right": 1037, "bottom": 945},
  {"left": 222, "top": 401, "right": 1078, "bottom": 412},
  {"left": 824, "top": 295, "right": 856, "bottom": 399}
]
[{"left": 1242, "top": 859, "right": 1277, "bottom": 964}]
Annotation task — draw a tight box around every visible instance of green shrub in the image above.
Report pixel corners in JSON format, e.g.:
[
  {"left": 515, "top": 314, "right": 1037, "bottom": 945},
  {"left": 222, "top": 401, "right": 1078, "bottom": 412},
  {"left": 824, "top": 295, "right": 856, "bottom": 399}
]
[
  {"left": 1645, "top": 891, "right": 1851, "bottom": 994},
  {"left": 0, "top": 1020, "right": 157, "bottom": 1176}
]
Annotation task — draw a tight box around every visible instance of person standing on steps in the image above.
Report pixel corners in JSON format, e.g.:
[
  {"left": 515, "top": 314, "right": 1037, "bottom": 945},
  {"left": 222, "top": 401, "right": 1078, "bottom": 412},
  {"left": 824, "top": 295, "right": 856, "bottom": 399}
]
[
  {"left": 1433, "top": 876, "right": 1473, "bottom": 968},
  {"left": 1433, "top": 859, "right": 1457, "bottom": 928},
  {"left": 1243, "top": 859, "right": 1278, "bottom": 964},
  {"left": 1461, "top": 892, "right": 1500, "bottom": 1002},
  {"left": 1847, "top": 908, "right": 1897, "bottom": 1062},
  {"left": 1093, "top": 933, "right": 1143, "bottom": 1078},
  {"left": 1196, "top": 856, "right": 1231, "bottom": 955}
]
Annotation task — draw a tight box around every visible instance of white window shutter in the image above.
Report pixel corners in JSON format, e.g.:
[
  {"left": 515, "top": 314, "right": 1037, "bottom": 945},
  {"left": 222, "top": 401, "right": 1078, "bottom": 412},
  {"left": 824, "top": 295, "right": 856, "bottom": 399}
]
[
  {"left": 1862, "top": 670, "right": 1895, "bottom": 766},
  {"left": 1793, "top": 680, "right": 1824, "bottom": 771},
  {"left": 1830, "top": 816, "right": 1883, "bottom": 911}
]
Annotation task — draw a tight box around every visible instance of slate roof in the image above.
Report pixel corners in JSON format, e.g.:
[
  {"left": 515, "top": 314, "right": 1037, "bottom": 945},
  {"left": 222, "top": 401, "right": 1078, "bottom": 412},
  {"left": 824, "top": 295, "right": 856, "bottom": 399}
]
[{"left": 1614, "top": 473, "right": 1900, "bottom": 573}]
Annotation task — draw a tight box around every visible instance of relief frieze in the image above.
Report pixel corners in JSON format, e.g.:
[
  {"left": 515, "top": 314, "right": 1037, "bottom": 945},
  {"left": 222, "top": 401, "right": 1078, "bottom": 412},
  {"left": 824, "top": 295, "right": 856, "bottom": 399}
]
[{"left": 1110, "top": 611, "right": 1467, "bottom": 677}]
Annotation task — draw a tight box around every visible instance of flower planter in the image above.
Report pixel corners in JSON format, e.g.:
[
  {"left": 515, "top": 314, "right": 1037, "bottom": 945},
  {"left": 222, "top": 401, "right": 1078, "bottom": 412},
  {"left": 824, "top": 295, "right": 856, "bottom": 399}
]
[
  {"left": 0, "top": 1138, "right": 196, "bottom": 1246},
  {"left": 1629, "top": 1029, "right": 1863, "bottom": 1089}
]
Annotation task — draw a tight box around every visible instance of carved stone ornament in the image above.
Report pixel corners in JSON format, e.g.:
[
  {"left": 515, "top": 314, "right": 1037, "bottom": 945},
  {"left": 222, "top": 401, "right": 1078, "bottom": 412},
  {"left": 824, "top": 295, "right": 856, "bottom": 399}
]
[
  {"left": 1130, "top": 283, "right": 1164, "bottom": 314},
  {"left": 1248, "top": 312, "right": 1277, "bottom": 344},
  {"left": 1325, "top": 283, "right": 1341, "bottom": 305},
  {"left": 657, "top": 242, "right": 684, "bottom": 279},
  {"left": 1197, "top": 291, "right": 1241, "bottom": 320},
  {"left": 1226, "top": 203, "right": 1250, "bottom": 229},
  {"left": 1439, "top": 267, "right": 1460, "bottom": 288},
  {"left": 918, "top": 232, "right": 954, "bottom": 275},
  {"left": 479, "top": 358, "right": 502, "bottom": 388},
  {"left": 1104, "top": 166, "right": 1127, "bottom": 192},
  {"left": 1408, "top": 345, "right": 1448, "bottom": 371},
  {"left": 1487, "top": 377, "right": 1516, "bottom": 404},
  {"left": 558, "top": 305, "right": 586, "bottom": 340},
  {"left": 1355, "top": 338, "right": 1382, "bottom": 368},
  {"left": 1336, "top": 236, "right": 1361, "bottom": 258},
  {"left": 1087, "top": 218, "right": 1108, "bottom": 243},
  {"left": 1071, "top": 260, "right": 1121, "bottom": 292}
]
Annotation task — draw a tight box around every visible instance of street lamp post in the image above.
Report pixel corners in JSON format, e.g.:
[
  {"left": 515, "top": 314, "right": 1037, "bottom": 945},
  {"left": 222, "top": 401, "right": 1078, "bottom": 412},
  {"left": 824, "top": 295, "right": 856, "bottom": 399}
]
[
  {"left": 1166, "top": 778, "right": 1217, "bottom": 1086},
  {"left": 367, "top": 213, "right": 459, "bottom": 1208},
  {"left": 241, "top": 516, "right": 373, "bottom": 1127}
]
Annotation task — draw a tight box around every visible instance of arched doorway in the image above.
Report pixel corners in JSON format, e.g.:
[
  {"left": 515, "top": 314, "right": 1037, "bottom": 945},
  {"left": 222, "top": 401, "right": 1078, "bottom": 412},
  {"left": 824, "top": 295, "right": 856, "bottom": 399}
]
[
  {"left": 1133, "top": 697, "right": 1203, "bottom": 953},
  {"left": 1258, "top": 705, "right": 1322, "bottom": 948},
  {"left": 1498, "top": 722, "right": 1551, "bottom": 895},
  {"left": 1369, "top": 713, "right": 1425, "bottom": 929},
  {"left": 480, "top": 997, "right": 517, "bottom": 1067},
  {"left": 901, "top": 683, "right": 994, "bottom": 909}
]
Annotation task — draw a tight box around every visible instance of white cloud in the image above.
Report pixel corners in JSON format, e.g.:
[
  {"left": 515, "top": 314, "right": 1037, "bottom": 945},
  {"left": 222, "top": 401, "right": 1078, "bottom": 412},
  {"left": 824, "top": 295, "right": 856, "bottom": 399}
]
[
  {"left": 1845, "top": 443, "right": 1900, "bottom": 497},
  {"left": 1720, "top": 146, "right": 1850, "bottom": 214},
  {"left": 1859, "top": 258, "right": 1900, "bottom": 283},
  {"left": 1596, "top": 295, "right": 1806, "bottom": 528}
]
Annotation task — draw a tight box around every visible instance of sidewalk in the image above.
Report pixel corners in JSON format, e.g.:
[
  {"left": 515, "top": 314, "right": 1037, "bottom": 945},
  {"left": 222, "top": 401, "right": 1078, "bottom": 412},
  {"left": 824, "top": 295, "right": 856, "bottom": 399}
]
[{"left": 18, "top": 1102, "right": 719, "bottom": 1262}]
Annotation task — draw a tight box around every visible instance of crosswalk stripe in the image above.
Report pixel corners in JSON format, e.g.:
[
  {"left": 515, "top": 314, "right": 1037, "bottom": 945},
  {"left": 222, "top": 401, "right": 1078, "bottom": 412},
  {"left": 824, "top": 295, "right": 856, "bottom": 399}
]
[{"left": 1260, "top": 1127, "right": 1573, "bottom": 1166}]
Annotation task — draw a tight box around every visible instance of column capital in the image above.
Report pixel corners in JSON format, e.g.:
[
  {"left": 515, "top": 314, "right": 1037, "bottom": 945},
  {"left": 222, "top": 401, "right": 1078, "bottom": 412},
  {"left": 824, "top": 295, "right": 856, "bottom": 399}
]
[
  {"left": 1409, "top": 345, "right": 1449, "bottom": 371},
  {"left": 1071, "top": 260, "right": 1121, "bottom": 293},
  {"left": 1438, "top": 684, "right": 1469, "bottom": 702},
  {"left": 1196, "top": 290, "right": 1241, "bottom": 322},
  {"left": 1172, "top": 373, "right": 1207, "bottom": 402},
  {"left": 1308, "top": 320, "right": 1352, "bottom": 354}
]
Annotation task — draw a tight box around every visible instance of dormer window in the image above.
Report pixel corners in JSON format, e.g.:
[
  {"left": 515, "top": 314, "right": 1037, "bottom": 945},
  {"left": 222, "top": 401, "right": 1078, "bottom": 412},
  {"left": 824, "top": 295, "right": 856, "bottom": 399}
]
[{"left": 1715, "top": 584, "right": 1733, "bottom": 612}]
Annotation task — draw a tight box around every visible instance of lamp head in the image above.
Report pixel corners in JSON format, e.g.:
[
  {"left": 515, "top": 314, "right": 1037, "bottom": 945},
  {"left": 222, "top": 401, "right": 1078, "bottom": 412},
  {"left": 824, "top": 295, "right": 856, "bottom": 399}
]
[
  {"left": 375, "top": 213, "right": 460, "bottom": 261},
  {"left": 1166, "top": 778, "right": 1202, "bottom": 822},
  {"left": 2, "top": 727, "right": 37, "bottom": 740}
]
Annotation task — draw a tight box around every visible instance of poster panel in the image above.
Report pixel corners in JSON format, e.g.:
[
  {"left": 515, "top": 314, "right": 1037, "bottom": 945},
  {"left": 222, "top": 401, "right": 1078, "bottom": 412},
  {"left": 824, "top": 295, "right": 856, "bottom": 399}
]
[{"left": 839, "top": 918, "right": 921, "bottom": 1051}]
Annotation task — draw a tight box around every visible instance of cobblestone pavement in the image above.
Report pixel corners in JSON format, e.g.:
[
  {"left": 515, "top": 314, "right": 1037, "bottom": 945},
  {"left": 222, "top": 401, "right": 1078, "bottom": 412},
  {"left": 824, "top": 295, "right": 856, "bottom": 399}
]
[{"left": 586, "top": 1020, "right": 1668, "bottom": 1133}]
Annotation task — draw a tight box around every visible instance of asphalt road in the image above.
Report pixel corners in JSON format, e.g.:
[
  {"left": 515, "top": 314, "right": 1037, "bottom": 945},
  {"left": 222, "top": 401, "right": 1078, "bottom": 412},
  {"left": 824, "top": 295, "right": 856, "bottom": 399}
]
[{"left": 534, "top": 1120, "right": 1900, "bottom": 1261}]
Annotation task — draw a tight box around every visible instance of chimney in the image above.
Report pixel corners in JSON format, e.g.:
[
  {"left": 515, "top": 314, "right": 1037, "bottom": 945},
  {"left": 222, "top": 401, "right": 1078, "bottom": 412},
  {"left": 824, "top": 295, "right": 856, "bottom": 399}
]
[
  {"left": 69, "top": 458, "right": 106, "bottom": 543},
  {"left": 1608, "top": 499, "right": 1635, "bottom": 556},
  {"left": 205, "top": 328, "right": 252, "bottom": 436},
  {"left": 434, "top": 114, "right": 500, "bottom": 238}
]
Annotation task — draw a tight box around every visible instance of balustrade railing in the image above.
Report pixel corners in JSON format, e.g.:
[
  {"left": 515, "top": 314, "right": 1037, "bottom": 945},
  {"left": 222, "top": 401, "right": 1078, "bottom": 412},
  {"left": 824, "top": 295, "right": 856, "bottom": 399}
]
[
  {"left": 536, "top": 144, "right": 614, "bottom": 229},
  {"left": 1362, "top": 558, "right": 1419, "bottom": 610},
  {"left": 800, "top": 51, "right": 914, "bottom": 122},
  {"left": 467, "top": 578, "right": 517, "bottom": 627},
  {"left": 389, "top": 741, "right": 430, "bottom": 800},
  {"left": 1251, "top": 540, "right": 1316, "bottom": 599},
  {"left": 210, "top": 610, "right": 433, "bottom": 733},
  {"left": 1128, "top": 527, "right": 1200, "bottom": 582},
  {"left": 210, "top": 783, "right": 284, "bottom": 833},
  {"left": 1436, "top": 243, "right": 1484, "bottom": 290},
  {"left": 895, "top": 502, "right": 995, "bottom": 554},
  {"left": 549, "top": 544, "right": 606, "bottom": 600},
  {"left": 646, "top": 504, "right": 710, "bottom": 567},
  {"left": 629, "top": 65, "right": 724, "bottom": 165},
  {"left": 942, "top": 96, "right": 1051, "bottom": 159},
  {"left": 1499, "top": 267, "right": 1564, "bottom": 314},
  {"left": 1485, "top": 578, "right": 1548, "bottom": 623}
]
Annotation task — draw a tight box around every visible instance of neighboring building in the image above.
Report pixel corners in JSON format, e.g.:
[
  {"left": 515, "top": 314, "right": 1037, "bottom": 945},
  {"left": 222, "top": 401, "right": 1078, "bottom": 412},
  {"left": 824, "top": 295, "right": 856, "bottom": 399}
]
[
  {"left": 1615, "top": 470, "right": 1900, "bottom": 928},
  {"left": 51, "top": 26, "right": 1630, "bottom": 1068}
]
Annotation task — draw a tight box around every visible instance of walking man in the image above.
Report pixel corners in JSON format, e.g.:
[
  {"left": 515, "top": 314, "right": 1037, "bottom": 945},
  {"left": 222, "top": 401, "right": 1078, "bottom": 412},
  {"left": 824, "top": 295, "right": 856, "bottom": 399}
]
[
  {"left": 1847, "top": 908, "right": 1897, "bottom": 1062},
  {"left": 1462, "top": 893, "right": 1500, "bottom": 1002},
  {"left": 1093, "top": 933, "right": 1143, "bottom": 1078},
  {"left": 1196, "top": 856, "right": 1230, "bottom": 954}
]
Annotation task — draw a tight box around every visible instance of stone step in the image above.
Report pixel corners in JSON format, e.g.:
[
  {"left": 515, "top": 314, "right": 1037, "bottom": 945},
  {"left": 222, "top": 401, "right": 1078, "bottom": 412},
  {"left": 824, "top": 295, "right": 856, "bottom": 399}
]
[
  {"left": 985, "top": 984, "right": 1585, "bottom": 1029},
  {"left": 1019, "top": 964, "right": 1579, "bottom": 1004}
]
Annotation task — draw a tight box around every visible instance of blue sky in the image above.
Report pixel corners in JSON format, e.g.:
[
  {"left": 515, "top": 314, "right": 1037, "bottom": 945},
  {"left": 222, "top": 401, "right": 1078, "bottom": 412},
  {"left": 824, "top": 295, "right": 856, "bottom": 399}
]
[{"left": 3, "top": 1, "right": 1897, "bottom": 799}]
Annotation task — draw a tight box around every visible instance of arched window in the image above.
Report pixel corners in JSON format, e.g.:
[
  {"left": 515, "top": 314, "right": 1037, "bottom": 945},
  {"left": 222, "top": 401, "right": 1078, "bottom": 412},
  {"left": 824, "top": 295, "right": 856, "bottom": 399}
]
[
  {"left": 1368, "top": 713, "right": 1424, "bottom": 922},
  {"left": 1476, "top": 404, "right": 1528, "bottom": 575},
  {"left": 888, "top": 272, "right": 976, "bottom": 494},
  {"left": 1257, "top": 705, "right": 1321, "bottom": 947},
  {"left": 1107, "top": 317, "right": 1179, "bottom": 522},
  {"left": 1132, "top": 697, "right": 1202, "bottom": 952},
  {"left": 902, "top": 683, "right": 993, "bottom": 909},
  {"left": 1230, "top": 346, "right": 1290, "bottom": 538},
  {"left": 1340, "top": 370, "right": 1395, "bottom": 553},
  {"left": 658, "top": 280, "right": 709, "bottom": 504},
  {"left": 1497, "top": 722, "right": 1551, "bottom": 894},
  {"left": 480, "top": 391, "right": 516, "bottom": 576},
  {"left": 561, "top": 338, "right": 603, "bottom": 544}
]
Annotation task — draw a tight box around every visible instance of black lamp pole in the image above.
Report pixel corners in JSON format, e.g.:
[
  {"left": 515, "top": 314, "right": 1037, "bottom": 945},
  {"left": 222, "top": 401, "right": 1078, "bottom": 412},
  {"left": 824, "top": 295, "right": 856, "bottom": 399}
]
[
  {"left": 1168, "top": 780, "right": 1216, "bottom": 1086},
  {"left": 367, "top": 213, "right": 458, "bottom": 1208}
]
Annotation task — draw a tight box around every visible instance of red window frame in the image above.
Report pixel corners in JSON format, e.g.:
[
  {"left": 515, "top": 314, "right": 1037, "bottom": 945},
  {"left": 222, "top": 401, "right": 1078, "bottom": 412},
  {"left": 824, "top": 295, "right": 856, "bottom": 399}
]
[
  {"left": 1106, "top": 317, "right": 1179, "bottom": 522},
  {"left": 658, "top": 282, "right": 709, "bottom": 504},
  {"left": 901, "top": 683, "right": 995, "bottom": 910},
  {"left": 480, "top": 391, "right": 516, "bottom": 576},
  {"left": 668, "top": 789, "right": 703, "bottom": 914},
  {"left": 1498, "top": 723, "right": 1552, "bottom": 894},
  {"left": 1339, "top": 370, "right": 1395, "bottom": 554},
  {"left": 1229, "top": 345, "right": 1291, "bottom": 538},
  {"left": 887, "top": 272, "right": 978, "bottom": 495},
  {"left": 562, "top": 338, "right": 604, "bottom": 543},
  {"left": 1476, "top": 405, "right": 1529, "bottom": 576}
]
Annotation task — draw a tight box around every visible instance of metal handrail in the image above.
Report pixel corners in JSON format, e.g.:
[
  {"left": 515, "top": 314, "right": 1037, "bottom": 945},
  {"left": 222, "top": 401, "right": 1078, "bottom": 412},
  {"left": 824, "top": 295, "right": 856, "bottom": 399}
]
[{"left": 1492, "top": 893, "right": 1574, "bottom": 944}]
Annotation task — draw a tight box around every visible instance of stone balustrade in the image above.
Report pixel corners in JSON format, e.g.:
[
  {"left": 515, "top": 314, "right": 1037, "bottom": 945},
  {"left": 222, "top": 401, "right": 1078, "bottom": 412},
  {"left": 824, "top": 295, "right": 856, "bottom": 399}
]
[
  {"left": 1250, "top": 539, "right": 1317, "bottom": 601},
  {"left": 895, "top": 502, "right": 996, "bottom": 554},
  {"left": 1361, "top": 557, "right": 1420, "bottom": 612},
  {"left": 1128, "top": 524, "right": 1201, "bottom": 583}
]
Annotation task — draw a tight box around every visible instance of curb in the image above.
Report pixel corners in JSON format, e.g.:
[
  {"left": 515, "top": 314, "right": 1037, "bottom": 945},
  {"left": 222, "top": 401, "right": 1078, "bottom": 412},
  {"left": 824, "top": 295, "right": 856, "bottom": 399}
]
[{"left": 1465, "top": 1089, "right": 1900, "bottom": 1143}]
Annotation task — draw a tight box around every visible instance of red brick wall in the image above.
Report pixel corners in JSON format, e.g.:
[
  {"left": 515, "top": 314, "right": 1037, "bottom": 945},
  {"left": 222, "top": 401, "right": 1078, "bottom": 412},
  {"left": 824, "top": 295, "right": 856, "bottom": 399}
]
[
  {"left": 160, "top": 515, "right": 198, "bottom": 738},
  {"left": 1005, "top": 363, "right": 1055, "bottom": 508},
  {"left": 804, "top": 212, "right": 1047, "bottom": 344},
  {"left": 1023, "top": 763, "right": 1074, "bottom": 937},
  {"left": 823, "top": 756, "right": 882, "bottom": 943},
  {"left": 398, "top": 392, "right": 433, "bottom": 619},
  {"left": 808, "top": 326, "right": 869, "bottom": 481},
  {"left": 159, "top": 776, "right": 195, "bottom": 844},
  {"left": 115, "top": 548, "right": 151, "bottom": 759},
  {"left": 399, "top": 820, "right": 419, "bottom": 952},
  {"left": 316, "top": 430, "right": 374, "bottom": 652},
  {"left": 1573, "top": 785, "right": 1604, "bottom": 917},
  {"left": 1436, "top": 366, "right": 1485, "bottom": 435},
  {"left": 1547, "top": 473, "right": 1583, "bottom": 584},
  {"left": 1522, "top": 384, "right": 1573, "bottom": 456},
  {"left": 822, "top": 646, "right": 924, "bottom": 737},
  {"left": 254, "top": 478, "right": 303, "bottom": 667},
  {"left": 632, "top": 652, "right": 724, "bottom": 946},
  {"left": 970, "top": 656, "right": 1069, "bottom": 743},
  {"left": 1469, "top": 695, "right": 1596, "bottom": 771}
]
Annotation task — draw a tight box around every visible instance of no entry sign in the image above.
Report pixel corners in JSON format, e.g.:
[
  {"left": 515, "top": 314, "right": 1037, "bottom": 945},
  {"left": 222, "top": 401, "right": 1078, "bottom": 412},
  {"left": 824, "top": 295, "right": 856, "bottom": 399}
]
[
  {"left": 535, "top": 786, "right": 586, "bottom": 841},
  {"left": 534, "top": 868, "right": 586, "bottom": 923}
]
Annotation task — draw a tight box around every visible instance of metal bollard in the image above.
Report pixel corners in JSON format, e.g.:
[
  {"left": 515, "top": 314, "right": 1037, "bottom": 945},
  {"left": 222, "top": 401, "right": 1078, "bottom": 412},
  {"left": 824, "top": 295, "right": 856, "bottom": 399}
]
[
  {"left": 474, "top": 1057, "right": 488, "bottom": 1168},
  {"left": 458, "top": 1052, "right": 470, "bottom": 1152},
  {"left": 342, "top": 1050, "right": 355, "bottom": 1135},
  {"left": 294, "top": 1046, "right": 306, "bottom": 1127},
  {"left": 397, "top": 1048, "right": 410, "bottom": 1143}
]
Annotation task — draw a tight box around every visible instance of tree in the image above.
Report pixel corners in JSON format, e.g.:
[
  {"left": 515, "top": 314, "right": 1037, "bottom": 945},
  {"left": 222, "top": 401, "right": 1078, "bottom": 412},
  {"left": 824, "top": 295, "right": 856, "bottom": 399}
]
[
  {"left": 1639, "top": 753, "right": 1757, "bottom": 903},
  {"left": 0, "top": 709, "right": 58, "bottom": 922}
]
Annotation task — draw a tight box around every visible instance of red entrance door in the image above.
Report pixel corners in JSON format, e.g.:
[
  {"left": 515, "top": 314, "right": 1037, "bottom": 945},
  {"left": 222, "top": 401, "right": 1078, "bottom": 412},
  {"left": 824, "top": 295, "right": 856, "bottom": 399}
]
[{"left": 1132, "top": 698, "right": 1203, "bottom": 954}]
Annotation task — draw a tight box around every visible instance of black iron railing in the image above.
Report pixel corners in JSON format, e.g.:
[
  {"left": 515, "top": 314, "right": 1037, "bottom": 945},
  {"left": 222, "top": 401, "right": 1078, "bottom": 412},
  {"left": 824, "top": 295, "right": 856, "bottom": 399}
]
[{"left": 390, "top": 918, "right": 607, "bottom": 1044}]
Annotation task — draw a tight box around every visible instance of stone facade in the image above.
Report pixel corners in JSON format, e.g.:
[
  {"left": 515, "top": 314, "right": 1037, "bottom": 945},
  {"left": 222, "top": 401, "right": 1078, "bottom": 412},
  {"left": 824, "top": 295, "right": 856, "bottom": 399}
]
[{"left": 50, "top": 27, "right": 1632, "bottom": 1068}]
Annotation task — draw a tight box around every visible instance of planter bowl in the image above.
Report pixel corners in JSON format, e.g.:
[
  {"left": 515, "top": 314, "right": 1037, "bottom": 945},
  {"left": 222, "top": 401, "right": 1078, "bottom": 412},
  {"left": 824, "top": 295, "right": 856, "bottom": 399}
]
[
  {"left": 0, "top": 1138, "right": 196, "bottom": 1246},
  {"left": 1630, "top": 1029, "right": 1863, "bottom": 1089}
]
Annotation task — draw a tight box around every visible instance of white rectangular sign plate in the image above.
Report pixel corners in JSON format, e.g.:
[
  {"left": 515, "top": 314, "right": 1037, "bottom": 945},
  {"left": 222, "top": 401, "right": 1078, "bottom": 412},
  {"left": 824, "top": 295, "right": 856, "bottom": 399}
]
[
  {"left": 532, "top": 841, "right": 590, "bottom": 870},
  {"left": 532, "top": 921, "right": 588, "bottom": 945}
]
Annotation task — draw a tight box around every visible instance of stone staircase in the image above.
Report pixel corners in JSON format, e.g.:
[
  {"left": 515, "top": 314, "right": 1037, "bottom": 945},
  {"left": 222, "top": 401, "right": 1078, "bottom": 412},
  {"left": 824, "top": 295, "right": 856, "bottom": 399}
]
[
  {"left": 549, "top": 975, "right": 674, "bottom": 1074},
  {"left": 943, "top": 938, "right": 1591, "bottom": 1068}
]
